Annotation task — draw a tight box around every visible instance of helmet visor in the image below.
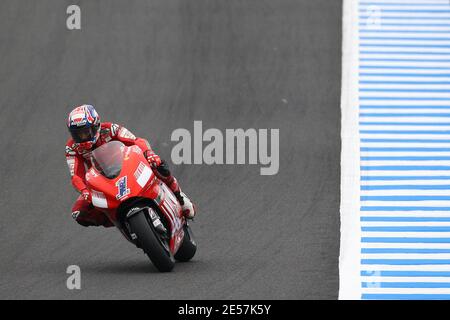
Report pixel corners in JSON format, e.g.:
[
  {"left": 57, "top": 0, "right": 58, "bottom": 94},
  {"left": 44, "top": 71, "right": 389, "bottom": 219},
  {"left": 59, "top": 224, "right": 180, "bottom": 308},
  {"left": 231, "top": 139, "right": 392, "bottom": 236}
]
[{"left": 70, "top": 126, "right": 97, "bottom": 143}]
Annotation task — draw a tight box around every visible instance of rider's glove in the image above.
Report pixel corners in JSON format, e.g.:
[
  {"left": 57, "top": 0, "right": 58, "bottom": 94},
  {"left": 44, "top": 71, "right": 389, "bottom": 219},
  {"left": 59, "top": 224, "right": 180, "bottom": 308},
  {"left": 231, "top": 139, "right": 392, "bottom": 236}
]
[
  {"left": 144, "top": 150, "right": 161, "bottom": 168},
  {"left": 81, "top": 188, "right": 91, "bottom": 202}
]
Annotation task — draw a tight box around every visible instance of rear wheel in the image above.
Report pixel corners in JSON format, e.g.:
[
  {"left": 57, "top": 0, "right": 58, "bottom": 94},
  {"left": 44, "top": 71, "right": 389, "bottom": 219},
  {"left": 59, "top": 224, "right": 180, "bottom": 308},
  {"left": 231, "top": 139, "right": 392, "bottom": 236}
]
[
  {"left": 128, "top": 210, "right": 175, "bottom": 272},
  {"left": 174, "top": 223, "right": 197, "bottom": 262}
]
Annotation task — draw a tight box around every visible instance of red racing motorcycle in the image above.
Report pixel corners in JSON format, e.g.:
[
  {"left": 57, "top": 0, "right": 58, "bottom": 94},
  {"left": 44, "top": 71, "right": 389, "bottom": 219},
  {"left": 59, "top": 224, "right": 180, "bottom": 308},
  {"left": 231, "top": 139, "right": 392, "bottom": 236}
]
[{"left": 85, "top": 140, "right": 196, "bottom": 272}]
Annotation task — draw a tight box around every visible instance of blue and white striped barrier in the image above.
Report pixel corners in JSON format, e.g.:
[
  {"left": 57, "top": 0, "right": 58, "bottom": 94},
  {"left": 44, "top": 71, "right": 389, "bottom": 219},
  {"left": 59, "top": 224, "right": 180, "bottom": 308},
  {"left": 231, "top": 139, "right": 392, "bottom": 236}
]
[{"left": 340, "top": 0, "right": 450, "bottom": 300}]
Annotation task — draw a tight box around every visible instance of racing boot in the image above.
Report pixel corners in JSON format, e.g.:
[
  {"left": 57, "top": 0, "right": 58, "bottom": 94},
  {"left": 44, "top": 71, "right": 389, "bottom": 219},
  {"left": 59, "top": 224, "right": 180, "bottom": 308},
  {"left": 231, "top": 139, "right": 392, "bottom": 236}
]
[{"left": 174, "top": 191, "right": 197, "bottom": 220}]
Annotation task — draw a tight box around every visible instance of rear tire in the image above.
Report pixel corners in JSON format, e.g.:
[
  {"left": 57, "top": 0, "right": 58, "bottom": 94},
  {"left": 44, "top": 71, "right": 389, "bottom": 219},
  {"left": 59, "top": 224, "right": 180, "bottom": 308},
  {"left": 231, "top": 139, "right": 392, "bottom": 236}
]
[
  {"left": 128, "top": 210, "right": 175, "bottom": 272},
  {"left": 174, "top": 223, "right": 197, "bottom": 262}
]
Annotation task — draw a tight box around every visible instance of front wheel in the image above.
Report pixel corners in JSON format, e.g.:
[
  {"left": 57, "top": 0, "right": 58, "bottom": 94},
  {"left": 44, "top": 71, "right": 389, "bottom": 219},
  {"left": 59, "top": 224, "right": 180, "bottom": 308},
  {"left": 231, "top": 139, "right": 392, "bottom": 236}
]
[{"left": 128, "top": 210, "right": 175, "bottom": 272}]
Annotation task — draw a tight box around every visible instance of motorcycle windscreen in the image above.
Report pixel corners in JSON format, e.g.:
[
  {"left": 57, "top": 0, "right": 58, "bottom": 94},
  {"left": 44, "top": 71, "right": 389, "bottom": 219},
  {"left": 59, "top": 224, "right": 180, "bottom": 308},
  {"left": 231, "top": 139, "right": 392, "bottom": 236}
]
[{"left": 90, "top": 141, "right": 125, "bottom": 179}]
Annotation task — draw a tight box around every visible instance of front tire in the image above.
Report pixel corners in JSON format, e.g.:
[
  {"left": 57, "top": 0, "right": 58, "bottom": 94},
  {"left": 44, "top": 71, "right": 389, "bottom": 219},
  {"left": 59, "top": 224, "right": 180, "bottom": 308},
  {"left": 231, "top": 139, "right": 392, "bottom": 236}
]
[{"left": 128, "top": 210, "right": 175, "bottom": 272}]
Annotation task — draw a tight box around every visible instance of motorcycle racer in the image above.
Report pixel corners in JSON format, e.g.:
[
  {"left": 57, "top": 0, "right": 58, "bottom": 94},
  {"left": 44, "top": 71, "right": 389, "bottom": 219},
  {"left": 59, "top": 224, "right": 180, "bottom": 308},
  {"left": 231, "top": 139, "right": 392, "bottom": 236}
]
[{"left": 65, "top": 104, "right": 196, "bottom": 227}]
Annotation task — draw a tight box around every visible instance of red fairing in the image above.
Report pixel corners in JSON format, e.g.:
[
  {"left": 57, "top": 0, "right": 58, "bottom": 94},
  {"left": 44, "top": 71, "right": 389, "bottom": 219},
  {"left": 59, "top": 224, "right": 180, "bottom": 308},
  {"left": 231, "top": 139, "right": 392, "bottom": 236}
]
[{"left": 85, "top": 143, "right": 185, "bottom": 254}]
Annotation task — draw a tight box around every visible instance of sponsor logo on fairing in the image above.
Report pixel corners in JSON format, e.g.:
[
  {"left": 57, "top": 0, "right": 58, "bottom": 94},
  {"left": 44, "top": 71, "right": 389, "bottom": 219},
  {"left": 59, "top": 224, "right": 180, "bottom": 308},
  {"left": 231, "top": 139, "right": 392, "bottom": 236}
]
[
  {"left": 115, "top": 176, "right": 131, "bottom": 200},
  {"left": 134, "top": 162, "right": 153, "bottom": 187},
  {"left": 159, "top": 183, "right": 182, "bottom": 232},
  {"left": 91, "top": 190, "right": 108, "bottom": 208},
  {"left": 134, "top": 162, "right": 146, "bottom": 180}
]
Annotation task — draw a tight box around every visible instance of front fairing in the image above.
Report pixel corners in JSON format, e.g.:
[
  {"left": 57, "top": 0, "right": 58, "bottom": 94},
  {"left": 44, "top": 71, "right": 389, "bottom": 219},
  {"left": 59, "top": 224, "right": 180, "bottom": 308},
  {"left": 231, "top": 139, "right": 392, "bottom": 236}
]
[{"left": 86, "top": 145, "right": 156, "bottom": 212}]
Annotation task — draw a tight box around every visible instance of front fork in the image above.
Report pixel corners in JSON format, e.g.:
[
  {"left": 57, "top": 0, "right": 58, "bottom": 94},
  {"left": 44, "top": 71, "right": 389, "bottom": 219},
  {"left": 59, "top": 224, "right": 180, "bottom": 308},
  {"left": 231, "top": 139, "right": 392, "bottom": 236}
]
[{"left": 120, "top": 206, "right": 170, "bottom": 247}]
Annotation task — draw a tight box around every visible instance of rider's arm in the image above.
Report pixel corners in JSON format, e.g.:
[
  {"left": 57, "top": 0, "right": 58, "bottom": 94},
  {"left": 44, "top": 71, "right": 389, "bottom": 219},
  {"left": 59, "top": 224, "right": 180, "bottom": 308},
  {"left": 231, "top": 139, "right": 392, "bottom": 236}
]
[
  {"left": 111, "top": 123, "right": 153, "bottom": 154},
  {"left": 65, "top": 145, "right": 87, "bottom": 193}
]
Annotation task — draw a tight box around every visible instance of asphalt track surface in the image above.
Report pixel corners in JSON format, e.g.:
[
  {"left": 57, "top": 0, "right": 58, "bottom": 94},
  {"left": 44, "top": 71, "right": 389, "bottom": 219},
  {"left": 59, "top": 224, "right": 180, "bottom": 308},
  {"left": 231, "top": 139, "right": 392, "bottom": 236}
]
[{"left": 0, "top": 0, "right": 342, "bottom": 299}]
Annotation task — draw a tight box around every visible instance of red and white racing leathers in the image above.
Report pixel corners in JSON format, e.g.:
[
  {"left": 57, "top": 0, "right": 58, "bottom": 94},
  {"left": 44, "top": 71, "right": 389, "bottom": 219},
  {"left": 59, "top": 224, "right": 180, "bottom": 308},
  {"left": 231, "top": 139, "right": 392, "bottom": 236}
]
[{"left": 65, "top": 122, "right": 180, "bottom": 227}]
